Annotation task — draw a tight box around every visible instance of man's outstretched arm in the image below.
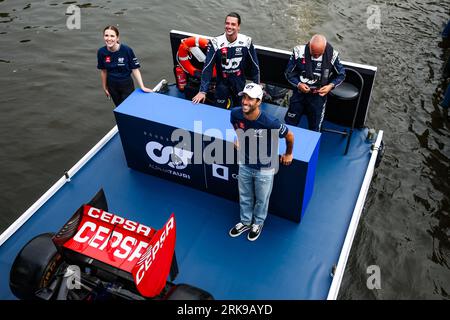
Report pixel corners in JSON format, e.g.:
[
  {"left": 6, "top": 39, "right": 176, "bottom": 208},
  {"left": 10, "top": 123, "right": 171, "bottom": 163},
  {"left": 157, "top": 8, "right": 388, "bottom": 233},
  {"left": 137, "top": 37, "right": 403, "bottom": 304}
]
[{"left": 280, "top": 131, "right": 294, "bottom": 166}]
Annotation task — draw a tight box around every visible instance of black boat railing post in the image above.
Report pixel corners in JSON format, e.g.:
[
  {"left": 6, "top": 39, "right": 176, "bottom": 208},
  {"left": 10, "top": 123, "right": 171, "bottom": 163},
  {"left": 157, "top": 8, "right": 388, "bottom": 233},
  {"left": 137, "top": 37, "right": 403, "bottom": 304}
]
[{"left": 344, "top": 68, "right": 364, "bottom": 155}]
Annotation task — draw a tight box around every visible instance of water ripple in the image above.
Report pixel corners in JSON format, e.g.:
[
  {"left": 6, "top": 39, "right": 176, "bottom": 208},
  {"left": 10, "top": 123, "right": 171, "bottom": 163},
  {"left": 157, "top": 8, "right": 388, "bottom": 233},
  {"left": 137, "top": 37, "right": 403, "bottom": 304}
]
[{"left": 0, "top": 0, "right": 449, "bottom": 300}]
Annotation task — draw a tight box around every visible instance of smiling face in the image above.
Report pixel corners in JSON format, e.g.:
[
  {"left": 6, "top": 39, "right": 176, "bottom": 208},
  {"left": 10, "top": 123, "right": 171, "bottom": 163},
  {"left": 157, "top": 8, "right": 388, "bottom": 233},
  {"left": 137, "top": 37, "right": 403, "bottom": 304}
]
[
  {"left": 104, "top": 28, "right": 119, "bottom": 50},
  {"left": 224, "top": 16, "right": 240, "bottom": 41},
  {"left": 241, "top": 93, "right": 261, "bottom": 115}
]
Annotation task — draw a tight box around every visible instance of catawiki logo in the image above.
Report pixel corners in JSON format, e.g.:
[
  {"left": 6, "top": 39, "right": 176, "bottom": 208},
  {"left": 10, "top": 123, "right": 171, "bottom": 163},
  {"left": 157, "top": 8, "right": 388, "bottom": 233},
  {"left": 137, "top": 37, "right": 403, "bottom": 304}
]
[{"left": 145, "top": 141, "right": 193, "bottom": 170}]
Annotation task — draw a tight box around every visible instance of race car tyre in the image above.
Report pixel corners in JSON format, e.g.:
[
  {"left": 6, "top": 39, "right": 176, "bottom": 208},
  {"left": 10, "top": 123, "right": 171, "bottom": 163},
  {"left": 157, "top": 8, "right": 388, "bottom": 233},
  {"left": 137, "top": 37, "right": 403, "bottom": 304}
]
[
  {"left": 166, "top": 283, "right": 214, "bottom": 300},
  {"left": 9, "top": 233, "right": 62, "bottom": 300}
]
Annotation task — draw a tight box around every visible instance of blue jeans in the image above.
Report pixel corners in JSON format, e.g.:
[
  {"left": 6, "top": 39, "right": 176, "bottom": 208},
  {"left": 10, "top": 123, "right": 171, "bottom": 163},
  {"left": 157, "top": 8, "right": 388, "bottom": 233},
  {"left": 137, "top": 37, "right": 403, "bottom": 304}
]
[{"left": 238, "top": 165, "right": 275, "bottom": 226}]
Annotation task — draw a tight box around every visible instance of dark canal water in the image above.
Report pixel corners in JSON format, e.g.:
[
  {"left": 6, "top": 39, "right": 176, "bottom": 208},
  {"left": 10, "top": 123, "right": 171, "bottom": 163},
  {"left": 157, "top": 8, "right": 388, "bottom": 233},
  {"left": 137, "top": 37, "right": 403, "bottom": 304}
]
[{"left": 0, "top": 0, "right": 449, "bottom": 299}]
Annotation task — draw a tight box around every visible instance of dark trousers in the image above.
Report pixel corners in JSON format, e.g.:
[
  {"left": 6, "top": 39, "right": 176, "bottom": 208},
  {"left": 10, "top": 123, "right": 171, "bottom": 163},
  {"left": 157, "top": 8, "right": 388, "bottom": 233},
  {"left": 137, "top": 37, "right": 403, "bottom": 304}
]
[
  {"left": 108, "top": 77, "right": 135, "bottom": 107},
  {"left": 285, "top": 90, "right": 327, "bottom": 131},
  {"left": 214, "top": 82, "right": 241, "bottom": 109}
]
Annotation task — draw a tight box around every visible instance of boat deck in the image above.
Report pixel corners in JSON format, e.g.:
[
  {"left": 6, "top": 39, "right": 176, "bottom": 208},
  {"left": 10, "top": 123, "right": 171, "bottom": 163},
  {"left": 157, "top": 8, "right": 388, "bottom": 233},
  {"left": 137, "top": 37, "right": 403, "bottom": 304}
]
[{"left": 0, "top": 89, "right": 375, "bottom": 300}]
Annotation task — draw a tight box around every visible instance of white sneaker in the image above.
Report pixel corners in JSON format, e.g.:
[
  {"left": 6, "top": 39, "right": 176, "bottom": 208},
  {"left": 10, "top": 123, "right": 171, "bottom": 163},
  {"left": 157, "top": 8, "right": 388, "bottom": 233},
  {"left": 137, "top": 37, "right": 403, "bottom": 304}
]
[
  {"left": 248, "top": 224, "right": 263, "bottom": 241},
  {"left": 229, "top": 222, "right": 251, "bottom": 237}
]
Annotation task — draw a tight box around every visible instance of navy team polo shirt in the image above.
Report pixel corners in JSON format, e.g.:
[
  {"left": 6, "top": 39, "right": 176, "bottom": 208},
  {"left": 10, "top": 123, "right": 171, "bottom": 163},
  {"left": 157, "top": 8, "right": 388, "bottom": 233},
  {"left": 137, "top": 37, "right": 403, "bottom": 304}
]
[
  {"left": 97, "top": 44, "right": 140, "bottom": 82},
  {"left": 230, "top": 107, "right": 289, "bottom": 169}
]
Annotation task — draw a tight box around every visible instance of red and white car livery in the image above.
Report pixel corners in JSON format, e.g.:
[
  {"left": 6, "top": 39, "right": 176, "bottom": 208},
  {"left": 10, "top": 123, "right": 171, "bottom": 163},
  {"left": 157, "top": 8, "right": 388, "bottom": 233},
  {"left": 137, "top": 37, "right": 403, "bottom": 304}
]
[
  {"left": 10, "top": 189, "right": 213, "bottom": 300},
  {"left": 62, "top": 205, "right": 176, "bottom": 298}
]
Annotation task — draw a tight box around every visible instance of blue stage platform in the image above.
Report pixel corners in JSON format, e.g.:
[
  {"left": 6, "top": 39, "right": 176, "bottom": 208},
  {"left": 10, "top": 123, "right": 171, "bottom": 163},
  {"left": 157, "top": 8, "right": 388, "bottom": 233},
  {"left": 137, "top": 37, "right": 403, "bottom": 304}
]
[
  {"left": 0, "top": 91, "right": 373, "bottom": 300},
  {"left": 114, "top": 91, "right": 321, "bottom": 222}
]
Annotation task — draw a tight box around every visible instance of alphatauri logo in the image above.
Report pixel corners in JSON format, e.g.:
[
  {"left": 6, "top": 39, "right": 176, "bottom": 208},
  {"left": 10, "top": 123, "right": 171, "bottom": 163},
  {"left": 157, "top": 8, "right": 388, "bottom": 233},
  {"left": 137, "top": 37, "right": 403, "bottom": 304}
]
[
  {"left": 145, "top": 141, "right": 193, "bottom": 170},
  {"left": 222, "top": 57, "right": 243, "bottom": 70}
]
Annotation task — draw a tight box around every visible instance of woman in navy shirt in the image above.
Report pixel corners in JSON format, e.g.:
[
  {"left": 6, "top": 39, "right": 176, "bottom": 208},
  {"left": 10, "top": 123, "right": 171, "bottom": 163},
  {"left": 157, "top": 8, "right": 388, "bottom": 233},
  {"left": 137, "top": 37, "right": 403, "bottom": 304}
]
[{"left": 97, "top": 26, "right": 152, "bottom": 106}]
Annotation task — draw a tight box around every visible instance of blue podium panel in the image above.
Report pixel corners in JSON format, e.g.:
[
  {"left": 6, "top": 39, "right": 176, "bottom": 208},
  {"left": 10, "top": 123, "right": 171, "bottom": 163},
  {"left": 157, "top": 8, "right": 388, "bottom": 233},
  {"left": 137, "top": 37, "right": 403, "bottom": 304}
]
[
  {"left": 113, "top": 114, "right": 207, "bottom": 191},
  {"left": 114, "top": 90, "right": 321, "bottom": 222}
]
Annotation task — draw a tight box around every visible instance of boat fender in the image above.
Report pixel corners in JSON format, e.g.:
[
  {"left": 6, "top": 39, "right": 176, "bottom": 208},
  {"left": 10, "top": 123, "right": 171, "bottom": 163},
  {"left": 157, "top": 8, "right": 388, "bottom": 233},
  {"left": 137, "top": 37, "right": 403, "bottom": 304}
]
[
  {"left": 64, "top": 170, "right": 71, "bottom": 182},
  {"left": 375, "top": 140, "right": 385, "bottom": 168},
  {"left": 330, "top": 264, "right": 337, "bottom": 278}
]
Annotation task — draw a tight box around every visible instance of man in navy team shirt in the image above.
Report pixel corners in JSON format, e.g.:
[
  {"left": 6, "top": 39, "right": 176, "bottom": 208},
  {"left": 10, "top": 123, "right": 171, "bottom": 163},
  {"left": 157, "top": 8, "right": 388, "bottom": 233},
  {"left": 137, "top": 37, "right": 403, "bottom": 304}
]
[{"left": 229, "top": 83, "right": 294, "bottom": 241}]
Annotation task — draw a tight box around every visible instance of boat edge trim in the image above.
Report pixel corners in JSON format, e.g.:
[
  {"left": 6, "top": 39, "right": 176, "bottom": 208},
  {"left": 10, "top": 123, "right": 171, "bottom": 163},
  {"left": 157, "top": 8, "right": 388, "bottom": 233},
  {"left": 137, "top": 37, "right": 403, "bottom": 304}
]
[
  {"left": 326, "top": 130, "right": 384, "bottom": 300},
  {"left": 0, "top": 126, "right": 118, "bottom": 247},
  {"left": 0, "top": 81, "right": 166, "bottom": 247}
]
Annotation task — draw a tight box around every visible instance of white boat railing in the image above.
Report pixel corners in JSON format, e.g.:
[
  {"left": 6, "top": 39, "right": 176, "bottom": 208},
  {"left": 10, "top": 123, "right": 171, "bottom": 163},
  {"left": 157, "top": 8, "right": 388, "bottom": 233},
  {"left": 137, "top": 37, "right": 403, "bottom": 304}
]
[
  {"left": 1, "top": 78, "right": 381, "bottom": 300},
  {"left": 327, "top": 130, "right": 384, "bottom": 300},
  {"left": 0, "top": 126, "right": 117, "bottom": 247},
  {"left": 0, "top": 80, "right": 166, "bottom": 247}
]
